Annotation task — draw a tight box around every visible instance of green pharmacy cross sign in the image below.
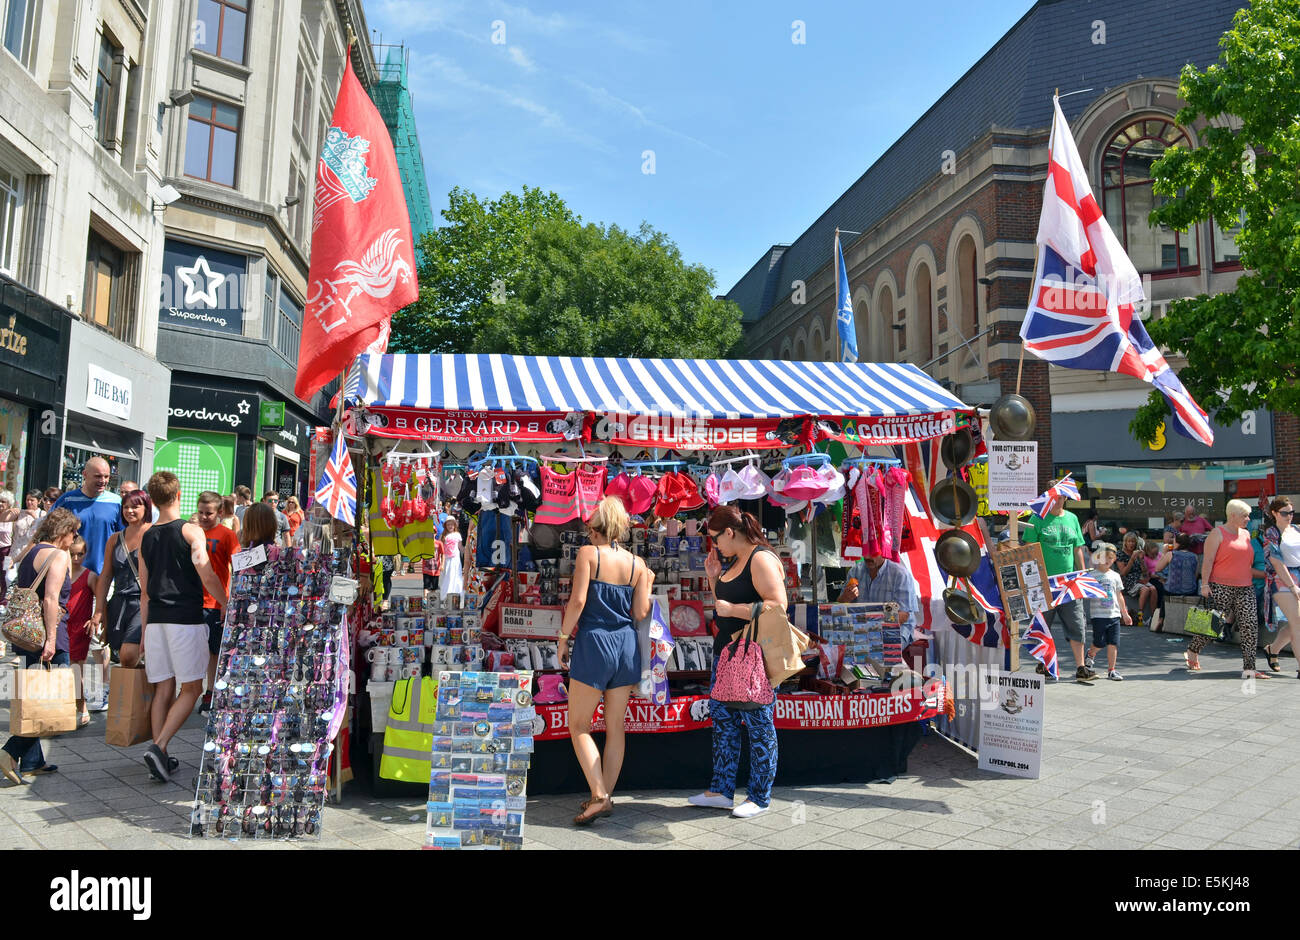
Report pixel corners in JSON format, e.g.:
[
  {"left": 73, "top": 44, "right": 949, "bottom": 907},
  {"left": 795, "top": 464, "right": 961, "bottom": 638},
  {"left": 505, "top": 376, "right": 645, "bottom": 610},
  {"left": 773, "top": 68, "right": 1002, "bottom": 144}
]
[{"left": 260, "top": 401, "right": 285, "bottom": 428}]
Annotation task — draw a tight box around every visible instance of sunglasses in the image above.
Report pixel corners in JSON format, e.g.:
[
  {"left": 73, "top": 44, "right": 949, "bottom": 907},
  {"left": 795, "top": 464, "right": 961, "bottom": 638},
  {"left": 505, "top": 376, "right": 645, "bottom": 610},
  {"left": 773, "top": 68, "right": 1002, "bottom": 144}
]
[{"left": 1279, "top": 509, "right": 1295, "bottom": 517}]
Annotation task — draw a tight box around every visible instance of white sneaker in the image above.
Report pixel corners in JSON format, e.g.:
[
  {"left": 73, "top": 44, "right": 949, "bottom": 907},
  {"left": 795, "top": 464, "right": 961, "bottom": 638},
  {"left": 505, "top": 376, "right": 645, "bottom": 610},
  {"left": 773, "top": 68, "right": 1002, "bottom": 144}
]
[
  {"left": 1107, "top": 669, "right": 1124, "bottom": 681},
  {"left": 731, "top": 801, "right": 769, "bottom": 819},
  {"left": 687, "top": 792, "right": 734, "bottom": 809}
]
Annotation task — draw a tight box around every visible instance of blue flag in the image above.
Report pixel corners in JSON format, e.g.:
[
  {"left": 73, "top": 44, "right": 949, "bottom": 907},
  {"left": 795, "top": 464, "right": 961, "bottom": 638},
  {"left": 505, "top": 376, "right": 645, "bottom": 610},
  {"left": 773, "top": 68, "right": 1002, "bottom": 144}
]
[{"left": 835, "top": 231, "right": 858, "bottom": 363}]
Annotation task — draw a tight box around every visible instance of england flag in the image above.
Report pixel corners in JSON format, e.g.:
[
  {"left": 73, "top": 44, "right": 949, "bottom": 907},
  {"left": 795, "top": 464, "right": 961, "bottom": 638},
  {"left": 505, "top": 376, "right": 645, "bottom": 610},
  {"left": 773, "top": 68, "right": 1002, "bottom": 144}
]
[{"left": 1019, "top": 96, "right": 1214, "bottom": 446}]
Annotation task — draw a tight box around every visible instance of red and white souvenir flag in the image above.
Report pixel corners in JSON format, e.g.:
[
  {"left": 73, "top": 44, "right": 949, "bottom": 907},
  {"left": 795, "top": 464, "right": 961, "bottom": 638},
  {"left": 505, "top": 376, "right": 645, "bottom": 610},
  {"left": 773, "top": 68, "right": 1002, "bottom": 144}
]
[{"left": 294, "top": 53, "right": 418, "bottom": 401}]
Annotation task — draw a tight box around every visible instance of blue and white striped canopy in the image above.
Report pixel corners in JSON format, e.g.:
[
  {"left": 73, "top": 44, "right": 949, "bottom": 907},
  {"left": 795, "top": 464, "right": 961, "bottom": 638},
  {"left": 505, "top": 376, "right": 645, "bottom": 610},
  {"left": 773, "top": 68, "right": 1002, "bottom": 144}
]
[{"left": 343, "top": 353, "right": 969, "bottom": 418}]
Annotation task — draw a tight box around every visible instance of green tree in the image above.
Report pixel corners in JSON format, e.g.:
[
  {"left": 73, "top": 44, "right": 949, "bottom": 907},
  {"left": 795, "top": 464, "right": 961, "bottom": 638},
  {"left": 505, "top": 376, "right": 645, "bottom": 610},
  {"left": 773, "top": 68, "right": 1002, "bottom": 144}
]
[
  {"left": 390, "top": 187, "right": 743, "bottom": 359},
  {"left": 1131, "top": 0, "right": 1300, "bottom": 443}
]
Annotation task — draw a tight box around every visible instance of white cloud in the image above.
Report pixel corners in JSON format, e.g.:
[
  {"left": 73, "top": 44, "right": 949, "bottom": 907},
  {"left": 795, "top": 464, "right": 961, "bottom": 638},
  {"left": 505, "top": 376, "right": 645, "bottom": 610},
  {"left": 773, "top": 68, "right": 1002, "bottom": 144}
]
[
  {"left": 416, "top": 52, "right": 614, "bottom": 155},
  {"left": 507, "top": 46, "right": 535, "bottom": 71},
  {"left": 567, "top": 78, "right": 724, "bottom": 157}
]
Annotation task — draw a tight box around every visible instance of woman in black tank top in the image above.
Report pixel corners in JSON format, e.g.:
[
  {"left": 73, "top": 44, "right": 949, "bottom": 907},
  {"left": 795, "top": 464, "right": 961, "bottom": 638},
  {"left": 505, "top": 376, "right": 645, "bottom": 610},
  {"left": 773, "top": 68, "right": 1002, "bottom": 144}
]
[{"left": 692, "top": 506, "right": 788, "bottom": 820}]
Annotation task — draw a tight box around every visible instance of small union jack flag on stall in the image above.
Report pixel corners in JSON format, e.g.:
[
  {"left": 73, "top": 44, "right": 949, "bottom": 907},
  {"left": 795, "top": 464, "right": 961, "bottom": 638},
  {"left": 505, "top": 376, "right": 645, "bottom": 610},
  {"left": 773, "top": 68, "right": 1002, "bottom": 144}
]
[
  {"left": 1047, "top": 570, "right": 1107, "bottom": 607},
  {"left": 315, "top": 433, "right": 357, "bottom": 526},
  {"left": 1027, "top": 473, "right": 1080, "bottom": 518},
  {"left": 1022, "top": 612, "right": 1059, "bottom": 679}
]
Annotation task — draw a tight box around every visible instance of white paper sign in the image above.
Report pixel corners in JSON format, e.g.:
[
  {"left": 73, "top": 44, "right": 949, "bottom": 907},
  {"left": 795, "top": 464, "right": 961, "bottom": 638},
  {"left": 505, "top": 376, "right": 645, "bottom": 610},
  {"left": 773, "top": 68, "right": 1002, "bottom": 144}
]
[
  {"left": 86, "top": 363, "right": 133, "bottom": 421},
  {"left": 232, "top": 544, "right": 268, "bottom": 571},
  {"left": 977, "top": 670, "right": 1044, "bottom": 778},
  {"left": 499, "top": 604, "right": 564, "bottom": 639},
  {"left": 988, "top": 441, "right": 1040, "bottom": 511}
]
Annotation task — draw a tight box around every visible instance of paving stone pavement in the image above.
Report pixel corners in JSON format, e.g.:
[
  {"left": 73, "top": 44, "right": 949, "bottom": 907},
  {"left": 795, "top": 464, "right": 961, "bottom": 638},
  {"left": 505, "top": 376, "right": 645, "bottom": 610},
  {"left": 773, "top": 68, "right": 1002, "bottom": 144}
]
[{"left": 3, "top": 624, "right": 1299, "bottom": 850}]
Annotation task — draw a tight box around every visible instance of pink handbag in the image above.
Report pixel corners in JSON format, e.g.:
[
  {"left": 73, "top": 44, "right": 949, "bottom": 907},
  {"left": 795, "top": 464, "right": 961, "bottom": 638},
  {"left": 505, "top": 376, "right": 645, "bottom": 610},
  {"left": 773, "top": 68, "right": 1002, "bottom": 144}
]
[{"left": 709, "top": 622, "right": 774, "bottom": 711}]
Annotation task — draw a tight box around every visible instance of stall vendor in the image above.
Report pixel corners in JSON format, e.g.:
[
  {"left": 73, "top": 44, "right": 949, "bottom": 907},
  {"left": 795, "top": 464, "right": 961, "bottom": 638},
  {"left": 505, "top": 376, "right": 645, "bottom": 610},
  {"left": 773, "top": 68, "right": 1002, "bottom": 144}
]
[{"left": 837, "top": 554, "right": 921, "bottom": 642}]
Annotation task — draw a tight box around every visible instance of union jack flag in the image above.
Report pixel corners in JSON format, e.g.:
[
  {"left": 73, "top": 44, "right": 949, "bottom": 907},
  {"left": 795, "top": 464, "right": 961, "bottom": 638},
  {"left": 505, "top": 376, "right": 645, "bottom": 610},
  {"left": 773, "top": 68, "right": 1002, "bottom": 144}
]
[
  {"left": 1048, "top": 571, "right": 1107, "bottom": 607},
  {"left": 1019, "top": 97, "right": 1214, "bottom": 447},
  {"left": 1027, "top": 472, "right": 1080, "bottom": 518},
  {"left": 1022, "top": 612, "right": 1059, "bottom": 679},
  {"left": 315, "top": 433, "right": 357, "bottom": 525},
  {"left": 897, "top": 442, "right": 1008, "bottom": 650}
]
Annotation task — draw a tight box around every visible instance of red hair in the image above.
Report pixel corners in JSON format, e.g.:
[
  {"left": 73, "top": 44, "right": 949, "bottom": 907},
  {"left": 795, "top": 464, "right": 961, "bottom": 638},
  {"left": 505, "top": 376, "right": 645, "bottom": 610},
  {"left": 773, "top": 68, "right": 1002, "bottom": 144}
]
[{"left": 706, "top": 505, "right": 769, "bottom": 548}]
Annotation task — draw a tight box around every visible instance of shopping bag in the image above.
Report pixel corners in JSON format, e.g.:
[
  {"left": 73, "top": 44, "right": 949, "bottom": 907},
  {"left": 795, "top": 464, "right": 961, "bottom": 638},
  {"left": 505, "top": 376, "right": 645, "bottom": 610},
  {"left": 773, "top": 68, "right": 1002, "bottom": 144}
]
[
  {"left": 751, "top": 601, "right": 811, "bottom": 687},
  {"left": 10, "top": 664, "right": 76, "bottom": 737},
  {"left": 1183, "top": 599, "right": 1225, "bottom": 639},
  {"left": 105, "top": 666, "right": 154, "bottom": 747},
  {"left": 709, "top": 623, "right": 774, "bottom": 711}
]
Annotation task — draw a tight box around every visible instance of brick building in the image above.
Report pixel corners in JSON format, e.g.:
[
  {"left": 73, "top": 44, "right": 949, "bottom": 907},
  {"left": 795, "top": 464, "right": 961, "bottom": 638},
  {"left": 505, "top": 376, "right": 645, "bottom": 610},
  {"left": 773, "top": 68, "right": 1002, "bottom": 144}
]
[{"left": 726, "top": 0, "right": 1288, "bottom": 516}]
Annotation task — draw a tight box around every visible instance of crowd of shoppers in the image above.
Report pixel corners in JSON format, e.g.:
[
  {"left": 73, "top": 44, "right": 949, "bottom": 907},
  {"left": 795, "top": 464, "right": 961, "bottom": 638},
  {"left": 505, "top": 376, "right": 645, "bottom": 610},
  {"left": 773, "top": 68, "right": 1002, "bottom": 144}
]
[{"left": 0, "top": 458, "right": 314, "bottom": 786}]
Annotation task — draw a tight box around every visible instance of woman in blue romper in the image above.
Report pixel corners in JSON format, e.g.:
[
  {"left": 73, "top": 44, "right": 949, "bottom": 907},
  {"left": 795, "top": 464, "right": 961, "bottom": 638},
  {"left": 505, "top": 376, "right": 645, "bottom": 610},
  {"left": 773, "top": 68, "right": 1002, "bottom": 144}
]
[{"left": 558, "top": 496, "right": 653, "bottom": 825}]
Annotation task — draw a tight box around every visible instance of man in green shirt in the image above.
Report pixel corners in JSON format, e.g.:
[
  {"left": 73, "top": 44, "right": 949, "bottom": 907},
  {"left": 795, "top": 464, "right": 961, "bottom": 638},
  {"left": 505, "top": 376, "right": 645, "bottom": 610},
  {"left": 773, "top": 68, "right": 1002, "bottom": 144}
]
[{"left": 1022, "top": 496, "right": 1096, "bottom": 682}]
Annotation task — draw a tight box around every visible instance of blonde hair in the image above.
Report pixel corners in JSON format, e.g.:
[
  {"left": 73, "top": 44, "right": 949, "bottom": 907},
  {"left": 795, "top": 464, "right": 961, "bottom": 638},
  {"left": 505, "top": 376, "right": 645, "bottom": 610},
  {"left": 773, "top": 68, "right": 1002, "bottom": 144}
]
[
  {"left": 1226, "top": 498, "right": 1252, "bottom": 519},
  {"left": 443, "top": 517, "right": 458, "bottom": 534},
  {"left": 587, "top": 496, "right": 630, "bottom": 544}
]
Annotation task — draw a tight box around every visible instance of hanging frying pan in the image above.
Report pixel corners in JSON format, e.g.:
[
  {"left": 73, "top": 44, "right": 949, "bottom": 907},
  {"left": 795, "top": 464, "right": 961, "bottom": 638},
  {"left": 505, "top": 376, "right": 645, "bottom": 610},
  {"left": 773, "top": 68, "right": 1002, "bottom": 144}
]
[
  {"left": 989, "top": 393, "right": 1036, "bottom": 441},
  {"left": 929, "top": 475, "right": 977, "bottom": 528},
  {"left": 942, "top": 586, "right": 980, "bottom": 625},
  {"left": 940, "top": 427, "right": 974, "bottom": 470},
  {"left": 934, "top": 528, "right": 982, "bottom": 578}
]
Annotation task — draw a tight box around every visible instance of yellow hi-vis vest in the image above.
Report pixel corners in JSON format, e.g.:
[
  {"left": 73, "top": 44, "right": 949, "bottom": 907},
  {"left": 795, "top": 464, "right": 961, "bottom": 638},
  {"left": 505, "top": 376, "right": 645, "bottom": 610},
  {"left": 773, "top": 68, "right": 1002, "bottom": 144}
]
[{"left": 379, "top": 676, "right": 438, "bottom": 781}]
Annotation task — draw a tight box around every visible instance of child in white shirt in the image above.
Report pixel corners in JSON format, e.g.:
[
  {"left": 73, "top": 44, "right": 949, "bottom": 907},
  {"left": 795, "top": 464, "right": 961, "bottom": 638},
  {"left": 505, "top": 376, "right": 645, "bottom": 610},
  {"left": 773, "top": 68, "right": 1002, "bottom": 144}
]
[{"left": 1086, "top": 544, "right": 1132, "bottom": 680}]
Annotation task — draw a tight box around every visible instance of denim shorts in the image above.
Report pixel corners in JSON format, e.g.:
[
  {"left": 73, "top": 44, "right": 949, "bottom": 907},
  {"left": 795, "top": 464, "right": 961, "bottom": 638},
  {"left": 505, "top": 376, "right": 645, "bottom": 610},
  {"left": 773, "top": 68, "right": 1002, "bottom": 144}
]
[{"left": 1091, "top": 617, "right": 1120, "bottom": 649}]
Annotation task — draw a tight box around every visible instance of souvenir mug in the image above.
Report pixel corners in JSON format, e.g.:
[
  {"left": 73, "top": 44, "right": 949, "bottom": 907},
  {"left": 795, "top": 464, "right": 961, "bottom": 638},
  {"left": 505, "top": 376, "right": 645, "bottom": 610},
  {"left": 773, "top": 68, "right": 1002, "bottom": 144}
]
[
  {"left": 366, "top": 647, "right": 392, "bottom": 665},
  {"left": 370, "top": 663, "right": 391, "bottom": 682}
]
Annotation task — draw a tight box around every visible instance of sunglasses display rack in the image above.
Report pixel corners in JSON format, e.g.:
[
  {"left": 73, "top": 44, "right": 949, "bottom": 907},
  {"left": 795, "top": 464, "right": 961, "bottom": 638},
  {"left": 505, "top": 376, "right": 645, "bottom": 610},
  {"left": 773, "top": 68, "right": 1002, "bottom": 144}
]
[
  {"left": 189, "top": 546, "right": 350, "bottom": 841},
  {"left": 425, "top": 670, "right": 536, "bottom": 850}
]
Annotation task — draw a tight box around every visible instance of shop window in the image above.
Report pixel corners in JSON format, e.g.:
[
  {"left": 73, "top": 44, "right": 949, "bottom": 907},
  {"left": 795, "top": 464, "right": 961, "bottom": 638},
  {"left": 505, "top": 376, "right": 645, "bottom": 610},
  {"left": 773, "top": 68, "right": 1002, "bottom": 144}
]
[
  {"left": 94, "top": 31, "right": 124, "bottom": 152},
  {"left": 0, "top": 168, "right": 21, "bottom": 278},
  {"left": 195, "top": 0, "right": 248, "bottom": 65},
  {"left": 275, "top": 285, "right": 302, "bottom": 363},
  {"left": 1213, "top": 209, "right": 1245, "bottom": 269},
  {"left": 84, "top": 227, "right": 139, "bottom": 344},
  {"left": 184, "top": 95, "right": 240, "bottom": 187},
  {"left": 0, "top": 399, "right": 29, "bottom": 496},
  {"left": 1101, "top": 117, "right": 1199, "bottom": 276},
  {"left": 62, "top": 418, "right": 141, "bottom": 493},
  {"left": 2, "top": 0, "right": 37, "bottom": 70}
]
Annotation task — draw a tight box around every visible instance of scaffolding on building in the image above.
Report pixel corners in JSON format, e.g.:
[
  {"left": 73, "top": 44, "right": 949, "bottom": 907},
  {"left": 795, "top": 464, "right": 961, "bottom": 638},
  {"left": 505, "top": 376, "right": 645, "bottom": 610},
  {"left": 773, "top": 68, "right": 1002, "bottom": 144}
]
[{"left": 370, "top": 42, "right": 436, "bottom": 248}]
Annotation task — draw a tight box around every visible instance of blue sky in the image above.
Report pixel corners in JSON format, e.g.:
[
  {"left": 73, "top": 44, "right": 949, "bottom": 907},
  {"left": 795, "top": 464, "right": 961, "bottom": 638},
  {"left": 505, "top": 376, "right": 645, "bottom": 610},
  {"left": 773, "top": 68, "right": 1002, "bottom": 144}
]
[{"left": 365, "top": 0, "right": 1038, "bottom": 295}]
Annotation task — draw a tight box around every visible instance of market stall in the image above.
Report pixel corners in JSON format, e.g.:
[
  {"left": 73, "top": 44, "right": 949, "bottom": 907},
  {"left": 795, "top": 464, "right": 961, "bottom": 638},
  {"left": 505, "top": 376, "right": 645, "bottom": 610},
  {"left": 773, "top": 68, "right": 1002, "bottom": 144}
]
[{"left": 337, "top": 353, "right": 984, "bottom": 796}]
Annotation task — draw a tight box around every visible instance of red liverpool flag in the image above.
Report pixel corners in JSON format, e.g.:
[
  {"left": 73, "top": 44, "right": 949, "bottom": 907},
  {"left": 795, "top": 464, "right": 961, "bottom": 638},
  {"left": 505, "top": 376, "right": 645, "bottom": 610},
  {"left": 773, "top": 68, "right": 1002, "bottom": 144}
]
[{"left": 294, "top": 52, "right": 418, "bottom": 400}]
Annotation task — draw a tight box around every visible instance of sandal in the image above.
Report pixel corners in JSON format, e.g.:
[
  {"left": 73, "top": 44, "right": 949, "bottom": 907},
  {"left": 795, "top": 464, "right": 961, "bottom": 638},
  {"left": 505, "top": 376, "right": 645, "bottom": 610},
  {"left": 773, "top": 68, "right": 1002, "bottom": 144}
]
[
  {"left": 1265, "top": 644, "right": 1280, "bottom": 672},
  {"left": 78, "top": 710, "right": 90, "bottom": 727},
  {"left": 573, "top": 797, "right": 613, "bottom": 826},
  {"left": 1183, "top": 651, "right": 1201, "bottom": 672}
]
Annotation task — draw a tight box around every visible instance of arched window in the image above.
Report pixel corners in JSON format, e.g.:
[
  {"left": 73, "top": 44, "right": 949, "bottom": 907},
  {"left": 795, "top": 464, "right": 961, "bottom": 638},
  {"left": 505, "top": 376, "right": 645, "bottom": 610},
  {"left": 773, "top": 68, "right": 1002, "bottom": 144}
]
[
  {"left": 956, "top": 235, "right": 979, "bottom": 337},
  {"left": 1101, "top": 118, "right": 1198, "bottom": 275},
  {"left": 854, "top": 298, "right": 871, "bottom": 360},
  {"left": 795, "top": 337, "right": 807, "bottom": 360},
  {"left": 912, "top": 264, "right": 933, "bottom": 362},
  {"left": 881, "top": 285, "right": 900, "bottom": 357}
]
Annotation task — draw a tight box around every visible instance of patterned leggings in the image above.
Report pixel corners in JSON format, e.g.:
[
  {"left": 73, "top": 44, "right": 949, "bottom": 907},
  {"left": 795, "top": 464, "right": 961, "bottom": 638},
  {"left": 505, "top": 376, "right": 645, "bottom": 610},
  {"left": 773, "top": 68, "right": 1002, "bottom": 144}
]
[
  {"left": 1189, "top": 583, "right": 1257, "bottom": 671},
  {"left": 709, "top": 698, "right": 778, "bottom": 808}
]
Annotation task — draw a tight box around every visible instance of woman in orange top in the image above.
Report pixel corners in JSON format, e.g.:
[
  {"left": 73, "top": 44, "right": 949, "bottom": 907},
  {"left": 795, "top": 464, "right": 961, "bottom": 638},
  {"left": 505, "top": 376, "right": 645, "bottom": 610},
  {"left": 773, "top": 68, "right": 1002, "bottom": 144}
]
[
  {"left": 1186, "top": 499, "right": 1263, "bottom": 678},
  {"left": 284, "top": 496, "right": 305, "bottom": 539}
]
